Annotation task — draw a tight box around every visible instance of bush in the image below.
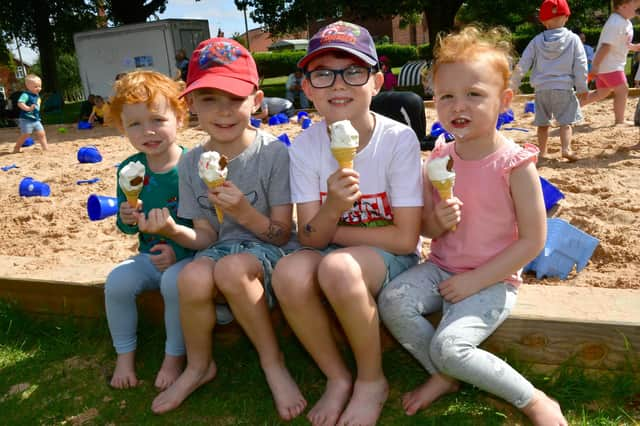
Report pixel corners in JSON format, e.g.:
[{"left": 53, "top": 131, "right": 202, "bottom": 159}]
[
  {"left": 375, "top": 44, "right": 419, "bottom": 67},
  {"left": 254, "top": 51, "right": 306, "bottom": 78}
]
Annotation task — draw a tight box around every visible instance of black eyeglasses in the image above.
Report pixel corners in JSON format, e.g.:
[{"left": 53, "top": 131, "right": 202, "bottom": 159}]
[{"left": 305, "top": 65, "right": 375, "bottom": 88}]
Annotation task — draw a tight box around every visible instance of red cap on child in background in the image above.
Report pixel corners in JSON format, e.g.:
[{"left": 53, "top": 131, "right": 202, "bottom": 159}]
[
  {"left": 181, "top": 38, "right": 259, "bottom": 98},
  {"left": 539, "top": 0, "right": 571, "bottom": 22}
]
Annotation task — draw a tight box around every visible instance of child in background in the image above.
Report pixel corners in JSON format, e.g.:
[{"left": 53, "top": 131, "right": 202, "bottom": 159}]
[
  {"left": 252, "top": 96, "right": 295, "bottom": 122},
  {"left": 272, "top": 21, "right": 423, "bottom": 426},
  {"left": 78, "top": 94, "right": 95, "bottom": 122},
  {"left": 379, "top": 55, "right": 398, "bottom": 91},
  {"left": 378, "top": 26, "right": 567, "bottom": 425},
  {"left": 511, "top": 0, "right": 587, "bottom": 161},
  {"left": 12, "top": 74, "right": 48, "bottom": 153},
  {"left": 150, "top": 38, "right": 305, "bottom": 420},
  {"left": 581, "top": 0, "right": 640, "bottom": 125},
  {"left": 104, "top": 70, "right": 194, "bottom": 390},
  {"left": 89, "top": 95, "right": 106, "bottom": 125}
]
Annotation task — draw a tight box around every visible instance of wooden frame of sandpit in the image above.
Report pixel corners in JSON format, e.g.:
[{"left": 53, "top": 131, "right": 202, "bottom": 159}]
[{"left": 1, "top": 272, "right": 638, "bottom": 372}]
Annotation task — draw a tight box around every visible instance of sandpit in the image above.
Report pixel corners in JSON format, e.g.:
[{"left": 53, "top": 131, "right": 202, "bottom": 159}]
[{"left": 0, "top": 97, "right": 638, "bottom": 289}]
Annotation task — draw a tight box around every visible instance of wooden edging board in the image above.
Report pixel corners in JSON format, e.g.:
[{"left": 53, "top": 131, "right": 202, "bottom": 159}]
[{"left": 0, "top": 277, "right": 638, "bottom": 372}]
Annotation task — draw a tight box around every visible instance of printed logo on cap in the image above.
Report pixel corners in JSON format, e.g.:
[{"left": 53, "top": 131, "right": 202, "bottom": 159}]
[
  {"left": 319, "top": 22, "right": 362, "bottom": 47},
  {"left": 199, "top": 41, "right": 245, "bottom": 70}
]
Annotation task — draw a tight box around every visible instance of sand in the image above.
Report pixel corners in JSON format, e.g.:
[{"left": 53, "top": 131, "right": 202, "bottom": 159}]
[{"left": 0, "top": 97, "right": 638, "bottom": 289}]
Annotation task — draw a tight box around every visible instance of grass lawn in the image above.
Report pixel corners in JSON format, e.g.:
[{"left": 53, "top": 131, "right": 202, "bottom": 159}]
[{"left": 1, "top": 302, "right": 638, "bottom": 425}]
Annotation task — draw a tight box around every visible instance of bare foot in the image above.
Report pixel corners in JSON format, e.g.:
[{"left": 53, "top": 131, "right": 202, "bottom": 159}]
[
  {"left": 402, "top": 373, "right": 460, "bottom": 416},
  {"left": 614, "top": 120, "right": 635, "bottom": 127},
  {"left": 262, "top": 360, "right": 307, "bottom": 420},
  {"left": 110, "top": 352, "right": 139, "bottom": 389},
  {"left": 307, "top": 377, "right": 352, "bottom": 426},
  {"left": 337, "top": 378, "right": 388, "bottom": 426},
  {"left": 521, "top": 389, "right": 567, "bottom": 426},
  {"left": 151, "top": 361, "right": 217, "bottom": 414},
  {"left": 154, "top": 354, "right": 185, "bottom": 391},
  {"left": 12, "top": 148, "right": 21, "bottom": 154},
  {"left": 561, "top": 151, "right": 579, "bottom": 162},
  {"left": 630, "top": 143, "right": 640, "bottom": 150}
]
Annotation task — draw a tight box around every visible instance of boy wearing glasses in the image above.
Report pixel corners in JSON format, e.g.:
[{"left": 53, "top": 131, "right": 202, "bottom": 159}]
[{"left": 271, "top": 21, "right": 423, "bottom": 426}]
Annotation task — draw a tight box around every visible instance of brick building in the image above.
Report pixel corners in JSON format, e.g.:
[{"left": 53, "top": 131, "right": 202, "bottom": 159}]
[{"left": 243, "top": 14, "right": 429, "bottom": 53}]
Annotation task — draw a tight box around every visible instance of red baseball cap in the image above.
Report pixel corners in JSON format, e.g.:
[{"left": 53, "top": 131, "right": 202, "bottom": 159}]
[
  {"left": 539, "top": 0, "right": 571, "bottom": 22},
  {"left": 181, "top": 38, "right": 259, "bottom": 98}
]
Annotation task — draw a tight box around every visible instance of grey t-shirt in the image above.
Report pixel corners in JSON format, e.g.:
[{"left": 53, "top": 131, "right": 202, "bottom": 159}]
[{"left": 178, "top": 130, "right": 292, "bottom": 244}]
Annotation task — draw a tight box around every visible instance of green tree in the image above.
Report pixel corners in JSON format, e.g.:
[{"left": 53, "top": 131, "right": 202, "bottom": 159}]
[
  {"left": 104, "top": 0, "right": 168, "bottom": 25},
  {"left": 0, "top": 0, "right": 97, "bottom": 94},
  {"left": 244, "top": 0, "right": 464, "bottom": 48}
]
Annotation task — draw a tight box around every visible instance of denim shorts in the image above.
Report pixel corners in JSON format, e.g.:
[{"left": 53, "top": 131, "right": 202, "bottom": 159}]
[
  {"left": 307, "top": 244, "right": 419, "bottom": 288},
  {"left": 533, "top": 89, "right": 582, "bottom": 126},
  {"left": 18, "top": 119, "right": 44, "bottom": 134},
  {"left": 196, "top": 239, "right": 286, "bottom": 309}
]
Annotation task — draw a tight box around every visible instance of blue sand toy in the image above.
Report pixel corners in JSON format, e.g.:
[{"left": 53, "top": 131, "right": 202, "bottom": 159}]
[
  {"left": 539, "top": 177, "right": 565, "bottom": 212},
  {"left": 277, "top": 133, "right": 291, "bottom": 146},
  {"left": 19, "top": 177, "right": 51, "bottom": 197},
  {"left": 77, "top": 178, "right": 101, "bottom": 185},
  {"left": 1, "top": 164, "right": 18, "bottom": 172},
  {"left": 430, "top": 122, "right": 455, "bottom": 142},
  {"left": 22, "top": 137, "right": 34, "bottom": 147},
  {"left": 523, "top": 218, "right": 599, "bottom": 280},
  {"left": 87, "top": 194, "right": 118, "bottom": 221},
  {"left": 77, "top": 146, "right": 103, "bottom": 163},
  {"left": 77, "top": 120, "right": 93, "bottom": 130},
  {"left": 496, "top": 109, "right": 514, "bottom": 129},
  {"left": 524, "top": 101, "right": 535, "bottom": 114},
  {"left": 250, "top": 117, "right": 262, "bottom": 128}
]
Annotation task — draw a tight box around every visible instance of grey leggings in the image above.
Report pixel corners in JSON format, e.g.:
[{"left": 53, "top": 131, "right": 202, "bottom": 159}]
[{"left": 378, "top": 262, "right": 534, "bottom": 409}]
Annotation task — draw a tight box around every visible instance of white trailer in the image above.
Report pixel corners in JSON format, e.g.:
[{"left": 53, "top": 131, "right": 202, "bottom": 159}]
[{"left": 73, "top": 19, "right": 210, "bottom": 98}]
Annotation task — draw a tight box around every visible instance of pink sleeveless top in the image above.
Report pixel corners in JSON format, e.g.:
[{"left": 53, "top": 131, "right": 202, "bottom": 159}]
[{"left": 427, "top": 138, "right": 538, "bottom": 286}]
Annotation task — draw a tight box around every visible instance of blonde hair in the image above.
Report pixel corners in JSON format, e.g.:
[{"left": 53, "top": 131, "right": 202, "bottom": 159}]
[
  {"left": 432, "top": 26, "right": 514, "bottom": 91},
  {"left": 24, "top": 74, "right": 41, "bottom": 84},
  {"left": 106, "top": 70, "right": 188, "bottom": 130}
]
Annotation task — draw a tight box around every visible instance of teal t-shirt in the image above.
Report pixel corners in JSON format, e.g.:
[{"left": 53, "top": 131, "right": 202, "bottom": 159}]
[{"left": 116, "top": 148, "right": 194, "bottom": 261}]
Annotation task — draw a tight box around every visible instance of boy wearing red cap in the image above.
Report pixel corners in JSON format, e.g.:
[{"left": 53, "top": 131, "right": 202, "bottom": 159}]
[
  {"left": 511, "top": 0, "right": 588, "bottom": 162},
  {"left": 581, "top": 0, "right": 640, "bottom": 125},
  {"left": 272, "top": 21, "right": 422, "bottom": 426},
  {"left": 150, "top": 38, "right": 306, "bottom": 420}
]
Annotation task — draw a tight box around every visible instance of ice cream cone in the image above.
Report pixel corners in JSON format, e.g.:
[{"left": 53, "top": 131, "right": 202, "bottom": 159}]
[
  {"left": 205, "top": 177, "right": 225, "bottom": 223},
  {"left": 432, "top": 178, "right": 456, "bottom": 231},
  {"left": 123, "top": 189, "right": 141, "bottom": 208},
  {"left": 331, "top": 147, "right": 357, "bottom": 169}
]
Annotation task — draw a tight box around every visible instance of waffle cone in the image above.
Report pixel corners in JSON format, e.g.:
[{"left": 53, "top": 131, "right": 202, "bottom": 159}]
[
  {"left": 204, "top": 177, "right": 225, "bottom": 223},
  {"left": 122, "top": 189, "right": 141, "bottom": 208},
  {"left": 431, "top": 178, "right": 456, "bottom": 231},
  {"left": 331, "top": 147, "right": 357, "bottom": 169}
]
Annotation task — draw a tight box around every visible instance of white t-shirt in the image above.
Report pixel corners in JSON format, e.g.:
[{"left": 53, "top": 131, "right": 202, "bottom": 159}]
[
  {"left": 596, "top": 13, "right": 633, "bottom": 73},
  {"left": 289, "top": 112, "right": 423, "bottom": 227}
]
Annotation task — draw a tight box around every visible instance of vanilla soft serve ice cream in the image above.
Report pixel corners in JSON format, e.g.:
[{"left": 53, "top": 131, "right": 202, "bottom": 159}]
[
  {"left": 426, "top": 155, "right": 455, "bottom": 182},
  {"left": 329, "top": 120, "right": 359, "bottom": 149},
  {"left": 329, "top": 120, "right": 359, "bottom": 168},
  {"left": 119, "top": 161, "right": 146, "bottom": 207},
  {"left": 198, "top": 151, "right": 228, "bottom": 223},
  {"left": 198, "top": 151, "right": 228, "bottom": 182},
  {"left": 119, "top": 161, "right": 145, "bottom": 192}
]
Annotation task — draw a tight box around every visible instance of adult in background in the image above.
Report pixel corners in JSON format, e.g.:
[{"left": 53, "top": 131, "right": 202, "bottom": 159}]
[
  {"left": 252, "top": 96, "right": 295, "bottom": 122},
  {"left": 285, "top": 69, "right": 310, "bottom": 109}
]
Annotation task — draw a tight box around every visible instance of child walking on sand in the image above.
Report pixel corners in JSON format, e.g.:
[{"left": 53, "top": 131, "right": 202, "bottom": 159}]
[
  {"left": 13, "top": 74, "right": 48, "bottom": 153},
  {"left": 271, "top": 21, "right": 423, "bottom": 426},
  {"left": 378, "top": 26, "right": 568, "bottom": 425},
  {"left": 104, "top": 70, "right": 194, "bottom": 390},
  {"left": 511, "top": 0, "right": 587, "bottom": 161},
  {"left": 150, "top": 38, "right": 306, "bottom": 420},
  {"left": 581, "top": 0, "right": 640, "bottom": 125}
]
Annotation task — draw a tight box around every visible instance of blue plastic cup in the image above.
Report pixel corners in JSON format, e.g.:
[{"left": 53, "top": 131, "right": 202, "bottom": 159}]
[
  {"left": 301, "top": 117, "right": 312, "bottom": 129},
  {"left": 22, "top": 137, "right": 35, "bottom": 147},
  {"left": 77, "top": 146, "right": 103, "bottom": 163},
  {"left": 276, "top": 113, "right": 290, "bottom": 124},
  {"left": 250, "top": 117, "right": 261, "bottom": 128},
  {"left": 268, "top": 115, "right": 280, "bottom": 126},
  {"left": 87, "top": 194, "right": 118, "bottom": 221},
  {"left": 297, "top": 111, "right": 309, "bottom": 120},
  {"left": 19, "top": 177, "right": 51, "bottom": 197},
  {"left": 77, "top": 120, "right": 93, "bottom": 130},
  {"left": 524, "top": 101, "right": 535, "bottom": 114},
  {"left": 277, "top": 133, "right": 291, "bottom": 146}
]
